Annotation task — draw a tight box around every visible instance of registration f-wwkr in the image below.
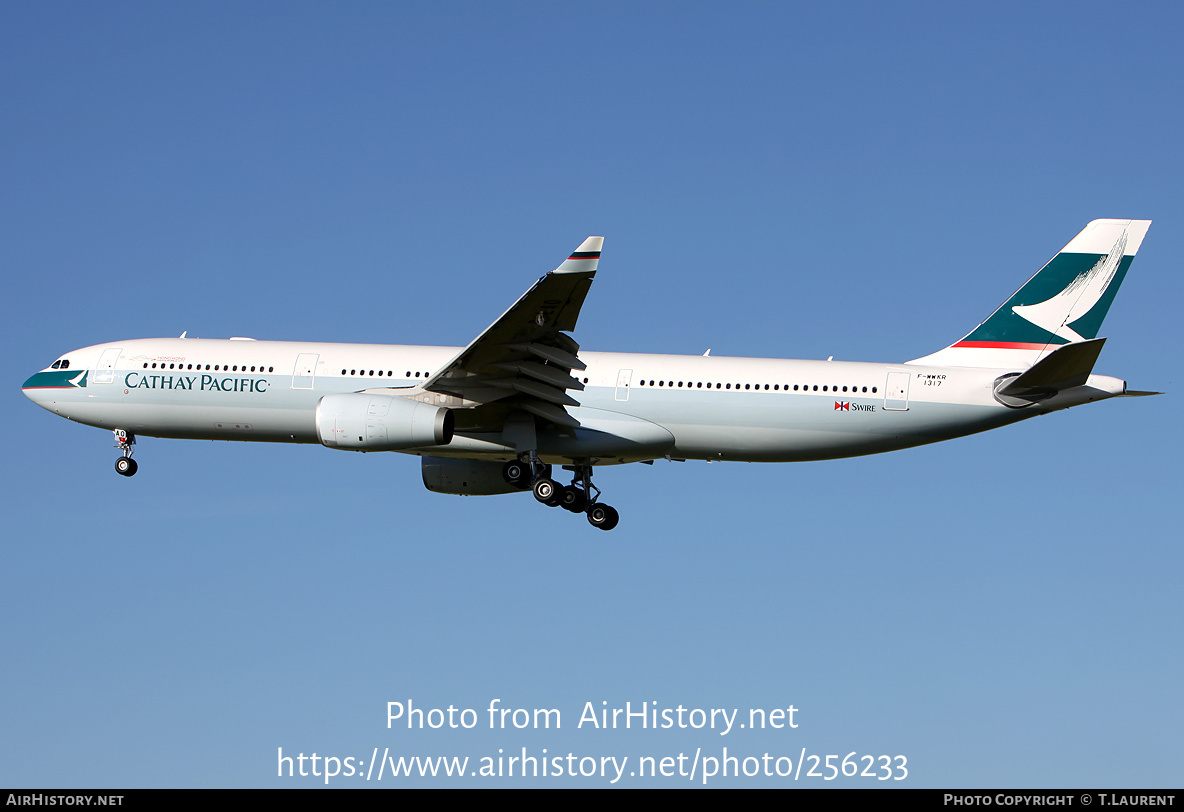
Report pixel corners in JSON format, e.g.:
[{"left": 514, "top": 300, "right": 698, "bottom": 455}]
[{"left": 23, "top": 219, "right": 1156, "bottom": 531}]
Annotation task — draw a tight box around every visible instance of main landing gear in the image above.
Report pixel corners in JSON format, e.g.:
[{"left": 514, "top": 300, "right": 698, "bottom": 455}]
[
  {"left": 503, "top": 457, "right": 620, "bottom": 531},
  {"left": 113, "top": 429, "right": 138, "bottom": 477}
]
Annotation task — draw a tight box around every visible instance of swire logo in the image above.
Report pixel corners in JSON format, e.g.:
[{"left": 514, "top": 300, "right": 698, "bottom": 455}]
[{"left": 834, "top": 401, "right": 876, "bottom": 413}]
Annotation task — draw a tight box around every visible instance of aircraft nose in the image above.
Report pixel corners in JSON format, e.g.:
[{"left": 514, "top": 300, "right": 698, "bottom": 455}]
[
  {"left": 23, "top": 372, "right": 40, "bottom": 392},
  {"left": 22, "top": 366, "right": 89, "bottom": 414},
  {"left": 22, "top": 370, "right": 61, "bottom": 409}
]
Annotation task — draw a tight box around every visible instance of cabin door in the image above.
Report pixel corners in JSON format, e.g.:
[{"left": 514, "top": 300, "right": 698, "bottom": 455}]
[
  {"left": 292, "top": 353, "right": 319, "bottom": 389},
  {"left": 93, "top": 347, "right": 122, "bottom": 384},
  {"left": 883, "top": 371, "right": 910, "bottom": 411},
  {"left": 615, "top": 369, "right": 632, "bottom": 401}
]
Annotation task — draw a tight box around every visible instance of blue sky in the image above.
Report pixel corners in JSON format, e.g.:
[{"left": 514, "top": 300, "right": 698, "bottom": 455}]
[{"left": 3, "top": 2, "right": 1181, "bottom": 787}]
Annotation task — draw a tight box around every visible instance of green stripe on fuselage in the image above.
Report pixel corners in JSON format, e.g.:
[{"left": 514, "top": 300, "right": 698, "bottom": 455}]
[{"left": 22, "top": 370, "right": 87, "bottom": 389}]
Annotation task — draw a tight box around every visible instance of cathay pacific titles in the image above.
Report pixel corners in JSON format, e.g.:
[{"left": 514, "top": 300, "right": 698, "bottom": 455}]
[{"left": 123, "top": 372, "right": 270, "bottom": 393}]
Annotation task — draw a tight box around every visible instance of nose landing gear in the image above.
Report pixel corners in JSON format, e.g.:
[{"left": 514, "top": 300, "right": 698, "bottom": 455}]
[
  {"left": 113, "top": 430, "right": 137, "bottom": 477},
  {"left": 502, "top": 457, "right": 620, "bottom": 531}
]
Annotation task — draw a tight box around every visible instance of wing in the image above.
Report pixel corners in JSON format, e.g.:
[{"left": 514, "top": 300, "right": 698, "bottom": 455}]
[{"left": 422, "top": 236, "right": 603, "bottom": 429}]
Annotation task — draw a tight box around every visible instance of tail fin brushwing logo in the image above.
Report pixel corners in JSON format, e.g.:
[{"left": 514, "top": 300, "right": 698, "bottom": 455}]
[
  {"left": 909, "top": 220, "right": 1149, "bottom": 367},
  {"left": 1011, "top": 230, "right": 1128, "bottom": 343}
]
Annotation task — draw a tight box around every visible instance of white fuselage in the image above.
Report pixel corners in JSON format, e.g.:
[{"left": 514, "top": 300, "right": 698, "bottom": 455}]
[{"left": 22, "top": 337, "right": 1127, "bottom": 465}]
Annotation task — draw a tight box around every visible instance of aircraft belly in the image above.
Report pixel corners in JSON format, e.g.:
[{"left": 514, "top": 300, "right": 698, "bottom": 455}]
[
  {"left": 49, "top": 400, "right": 317, "bottom": 442},
  {"left": 409, "top": 407, "right": 677, "bottom": 464},
  {"left": 580, "top": 389, "right": 1023, "bottom": 462},
  {"left": 39, "top": 379, "right": 322, "bottom": 442},
  {"left": 537, "top": 406, "right": 675, "bottom": 461}
]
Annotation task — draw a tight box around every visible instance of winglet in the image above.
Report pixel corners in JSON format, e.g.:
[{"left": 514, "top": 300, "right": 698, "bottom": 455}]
[{"left": 554, "top": 236, "right": 603, "bottom": 274}]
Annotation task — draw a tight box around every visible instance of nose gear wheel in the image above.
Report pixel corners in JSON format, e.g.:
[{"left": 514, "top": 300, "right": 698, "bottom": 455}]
[{"left": 113, "top": 430, "right": 138, "bottom": 477}]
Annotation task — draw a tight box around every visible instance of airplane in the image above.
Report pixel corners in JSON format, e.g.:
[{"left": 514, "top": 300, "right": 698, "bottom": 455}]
[{"left": 22, "top": 219, "right": 1155, "bottom": 531}]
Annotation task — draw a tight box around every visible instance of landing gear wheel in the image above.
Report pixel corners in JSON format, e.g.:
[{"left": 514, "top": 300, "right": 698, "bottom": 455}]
[
  {"left": 587, "top": 503, "right": 619, "bottom": 531},
  {"left": 502, "top": 460, "right": 530, "bottom": 489},
  {"left": 559, "top": 486, "right": 587, "bottom": 513},
  {"left": 532, "top": 478, "right": 562, "bottom": 507},
  {"left": 115, "top": 457, "right": 138, "bottom": 477}
]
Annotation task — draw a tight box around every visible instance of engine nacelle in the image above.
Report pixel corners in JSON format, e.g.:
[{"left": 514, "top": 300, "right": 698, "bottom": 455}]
[
  {"left": 421, "top": 457, "right": 522, "bottom": 495},
  {"left": 316, "top": 393, "right": 453, "bottom": 451}
]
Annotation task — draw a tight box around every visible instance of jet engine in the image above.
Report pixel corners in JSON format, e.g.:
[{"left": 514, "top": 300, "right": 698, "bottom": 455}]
[
  {"left": 421, "top": 457, "right": 522, "bottom": 495},
  {"left": 316, "top": 393, "right": 453, "bottom": 451}
]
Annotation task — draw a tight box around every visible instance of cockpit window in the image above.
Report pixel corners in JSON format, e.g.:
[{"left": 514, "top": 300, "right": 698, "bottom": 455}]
[{"left": 51, "top": 359, "right": 69, "bottom": 369}]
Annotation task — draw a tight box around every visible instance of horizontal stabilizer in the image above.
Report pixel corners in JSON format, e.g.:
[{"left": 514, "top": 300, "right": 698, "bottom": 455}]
[
  {"left": 1115, "top": 389, "right": 1162, "bottom": 398},
  {"left": 995, "top": 338, "right": 1105, "bottom": 400}
]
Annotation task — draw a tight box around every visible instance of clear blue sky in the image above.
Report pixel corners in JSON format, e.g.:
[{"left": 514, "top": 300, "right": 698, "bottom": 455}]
[{"left": 3, "top": 2, "right": 1180, "bottom": 787}]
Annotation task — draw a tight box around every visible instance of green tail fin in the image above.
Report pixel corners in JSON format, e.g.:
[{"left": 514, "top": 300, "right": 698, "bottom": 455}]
[{"left": 909, "top": 219, "right": 1150, "bottom": 368}]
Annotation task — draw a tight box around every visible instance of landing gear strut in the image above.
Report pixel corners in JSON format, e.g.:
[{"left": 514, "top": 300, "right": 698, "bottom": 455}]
[
  {"left": 570, "top": 464, "right": 618, "bottom": 531},
  {"left": 113, "top": 429, "right": 138, "bottom": 477},
  {"left": 503, "top": 457, "right": 619, "bottom": 531}
]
